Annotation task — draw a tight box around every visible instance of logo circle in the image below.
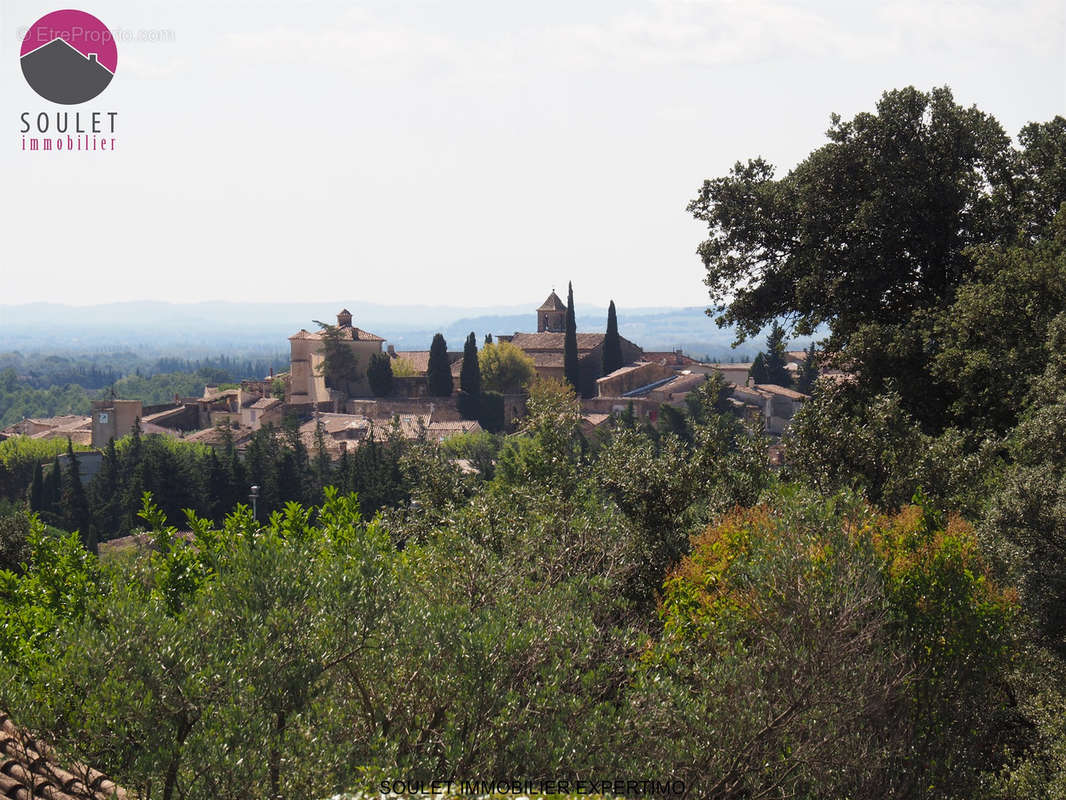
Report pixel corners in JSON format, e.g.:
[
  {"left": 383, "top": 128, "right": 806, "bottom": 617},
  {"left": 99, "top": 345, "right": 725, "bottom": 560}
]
[{"left": 20, "top": 10, "right": 117, "bottom": 105}]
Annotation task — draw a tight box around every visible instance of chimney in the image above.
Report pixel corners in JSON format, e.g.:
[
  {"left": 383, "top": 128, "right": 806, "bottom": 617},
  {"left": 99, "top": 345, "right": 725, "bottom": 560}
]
[{"left": 88, "top": 53, "right": 98, "bottom": 64}]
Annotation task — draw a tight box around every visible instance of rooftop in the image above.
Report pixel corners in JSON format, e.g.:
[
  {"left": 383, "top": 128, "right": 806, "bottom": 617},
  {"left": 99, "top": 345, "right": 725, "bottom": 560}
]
[
  {"left": 289, "top": 326, "right": 385, "bottom": 343},
  {"left": 509, "top": 332, "right": 606, "bottom": 351},
  {"left": 390, "top": 350, "right": 462, "bottom": 375},
  {"left": 753, "top": 383, "right": 809, "bottom": 400},
  {"left": 0, "top": 712, "right": 127, "bottom": 800},
  {"left": 536, "top": 291, "right": 567, "bottom": 312},
  {"left": 643, "top": 351, "right": 700, "bottom": 367}
]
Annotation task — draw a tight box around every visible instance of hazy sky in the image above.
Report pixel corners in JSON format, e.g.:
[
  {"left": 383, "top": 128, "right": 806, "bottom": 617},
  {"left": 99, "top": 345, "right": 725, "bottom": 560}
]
[{"left": 2, "top": 0, "right": 1063, "bottom": 310}]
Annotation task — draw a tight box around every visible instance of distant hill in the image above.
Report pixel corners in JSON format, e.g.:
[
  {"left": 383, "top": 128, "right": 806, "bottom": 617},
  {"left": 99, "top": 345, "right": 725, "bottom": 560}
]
[{"left": 0, "top": 302, "right": 815, "bottom": 361}]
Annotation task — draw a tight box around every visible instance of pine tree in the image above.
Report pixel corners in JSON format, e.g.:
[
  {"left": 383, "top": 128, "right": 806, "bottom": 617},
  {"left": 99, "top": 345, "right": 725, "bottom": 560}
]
[
  {"left": 458, "top": 332, "right": 481, "bottom": 420},
  {"left": 313, "top": 321, "right": 361, "bottom": 395},
  {"left": 763, "top": 321, "right": 792, "bottom": 386},
  {"left": 564, "top": 281, "right": 580, "bottom": 394},
  {"left": 427, "top": 333, "right": 454, "bottom": 397},
  {"left": 794, "top": 343, "right": 819, "bottom": 394},
  {"left": 749, "top": 352, "right": 769, "bottom": 385},
  {"left": 601, "top": 299, "right": 624, "bottom": 376}
]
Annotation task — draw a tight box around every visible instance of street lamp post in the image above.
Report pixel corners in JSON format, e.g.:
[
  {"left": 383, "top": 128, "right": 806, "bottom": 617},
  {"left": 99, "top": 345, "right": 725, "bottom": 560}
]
[{"left": 249, "top": 484, "right": 259, "bottom": 521}]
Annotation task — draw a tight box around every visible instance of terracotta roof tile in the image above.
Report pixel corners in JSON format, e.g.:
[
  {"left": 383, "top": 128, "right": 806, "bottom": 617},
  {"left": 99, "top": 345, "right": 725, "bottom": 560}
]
[
  {"left": 0, "top": 713, "right": 127, "bottom": 800},
  {"left": 753, "top": 383, "right": 809, "bottom": 400},
  {"left": 289, "top": 327, "right": 385, "bottom": 343},
  {"left": 509, "top": 332, "right": 605, "bottom": 351},
  {"left": 391, "top": 351, "right": 462, "bottom": 376},
  {"left": 642, "top": 351, "right": 700, "bottom": 367},
  {"left": 527, "top": 352, "right": 566, "bottom": 368}
]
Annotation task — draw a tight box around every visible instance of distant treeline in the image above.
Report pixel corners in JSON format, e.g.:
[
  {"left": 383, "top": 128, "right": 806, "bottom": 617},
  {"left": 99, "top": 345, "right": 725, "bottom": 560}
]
[
  {"left": 0, "top": 351, "right": 289, "bottom": 428},
  {"left": 0, "top": 351, "right": 288, "bottom": 390}
]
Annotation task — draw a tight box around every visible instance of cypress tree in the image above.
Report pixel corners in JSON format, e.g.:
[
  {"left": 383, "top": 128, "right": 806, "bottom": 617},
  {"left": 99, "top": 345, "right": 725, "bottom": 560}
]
[
  {"left": 29, "top": 463, "right": 43, "bottom": 512},
  {"left": 91, "top": 438, "right": 122, "bottom": 539},
  {"left": 427, "top": 333, "right": 454, "bottom": 397},
  {"left": 45, "top": 455, "right": 62, "bottom": 512},
  {"left": 313, "top": 416, "right": 332, "bottom": 498},
  {"left": 601, "top": 299, "right": 624, "bottom": 376},
  {"left": 62, "top": 439, "right": 95, "bottom": 554},
  {"left": 564, "top": 281, "right": 580, "bottom": 394},
  {"left": 458, "top": 332, "right": 481, "bottom": 420},
  {"left": 795, "top": 343, "right": 819, "bottom": 394},
  {"left": 367, "top": 351, "right": 394, "bottom": 397}
]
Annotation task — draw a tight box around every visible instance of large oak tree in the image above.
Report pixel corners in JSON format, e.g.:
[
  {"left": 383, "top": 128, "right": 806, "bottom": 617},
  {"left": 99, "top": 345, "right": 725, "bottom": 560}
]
[{"left": 688, "top": 86, "right": 1066, "bottom": 428}]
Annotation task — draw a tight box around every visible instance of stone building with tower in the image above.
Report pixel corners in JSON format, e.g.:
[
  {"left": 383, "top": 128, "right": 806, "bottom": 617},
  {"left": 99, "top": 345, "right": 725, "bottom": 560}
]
[
  {"left": 287, "top": 294, "right": 644, "bottom": 402},
  {"left": 536, "top": 290, "right": 567, "bottom": 332},
  {"left": 288, "top": 309, "right": 386, "bottom": 405},
  {"left": 498, "top": 292, "right": 644, "bottom": 396}
]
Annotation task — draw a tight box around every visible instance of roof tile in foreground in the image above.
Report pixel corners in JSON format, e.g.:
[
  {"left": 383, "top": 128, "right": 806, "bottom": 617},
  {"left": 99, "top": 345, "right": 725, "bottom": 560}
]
[{"left": 0, "top": 713, "right": 126, "bottom": 800}]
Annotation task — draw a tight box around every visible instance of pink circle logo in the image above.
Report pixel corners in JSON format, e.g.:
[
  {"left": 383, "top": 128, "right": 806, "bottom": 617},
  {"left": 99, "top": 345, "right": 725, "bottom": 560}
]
[{"left": 20, "top": 10, "right": 117, "bottom": 104}]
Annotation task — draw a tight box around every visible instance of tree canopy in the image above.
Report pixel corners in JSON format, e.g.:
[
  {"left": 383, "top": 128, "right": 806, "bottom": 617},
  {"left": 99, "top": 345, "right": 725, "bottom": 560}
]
[
  {"left": 478, "top": 341, "right": 535, "bottom": 395},
  {"left": 690, "top": 86, "right": 1066, "bottom": 430},
  {"left": 313, "top": 322, "right": 361, "bottom": 395}
]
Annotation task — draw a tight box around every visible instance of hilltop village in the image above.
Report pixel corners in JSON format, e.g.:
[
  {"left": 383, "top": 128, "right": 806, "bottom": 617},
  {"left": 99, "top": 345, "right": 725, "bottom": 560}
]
[
  {"left": 1, "top": 292, "right": 821, "bottom": 463},
  {"left": 0, "top": 291, "right": 823, "bottom": 465}
]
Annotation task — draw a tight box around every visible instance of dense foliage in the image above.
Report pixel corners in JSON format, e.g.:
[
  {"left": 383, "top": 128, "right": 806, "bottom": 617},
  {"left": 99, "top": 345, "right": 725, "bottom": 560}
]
[
  {"left": 0, "top": 376, "right": 1034, "bottom": 799},
  {"left": 691, "top": 85, "right": 1066, "bottom": 431},
  {"left": 478, "top": 341, "right": 535, "bottom": 394}
]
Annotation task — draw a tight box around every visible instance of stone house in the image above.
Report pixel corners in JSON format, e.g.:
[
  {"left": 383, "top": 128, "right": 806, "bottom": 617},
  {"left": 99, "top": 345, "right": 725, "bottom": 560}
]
[{"left": 288, "top": 309, "right": 386, "bottom": 405}]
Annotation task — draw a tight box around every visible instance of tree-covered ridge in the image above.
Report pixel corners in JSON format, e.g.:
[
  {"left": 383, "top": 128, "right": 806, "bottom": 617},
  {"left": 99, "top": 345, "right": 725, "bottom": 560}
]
[
  {"left": 0, "top": 376, "right": 1026, "bottom": 799},
  {"left": 0, "top": 351, "right": 288, "bottom": 428}
]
